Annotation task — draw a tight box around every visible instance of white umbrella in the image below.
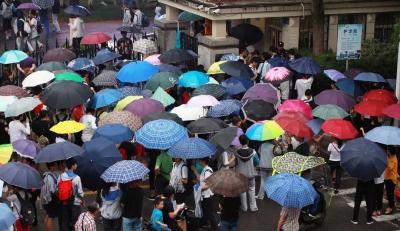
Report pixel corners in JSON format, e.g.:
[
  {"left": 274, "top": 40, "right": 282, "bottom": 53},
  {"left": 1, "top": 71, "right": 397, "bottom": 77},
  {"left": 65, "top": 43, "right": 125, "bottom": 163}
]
[
  {"left": 170, "top": 104, "right": 206, "bottom": 121},
  {"left": 5, "top": 97, "right": 41, "bottom": 118},
  {"left": 187, "top": 95, "right": 220, "bottom": 107},
  {"left": 0, "top": 96, "right": 17, "bottom": 112},
  {"left": 22, "top": 71, "right": 55, "bottom": 88}
]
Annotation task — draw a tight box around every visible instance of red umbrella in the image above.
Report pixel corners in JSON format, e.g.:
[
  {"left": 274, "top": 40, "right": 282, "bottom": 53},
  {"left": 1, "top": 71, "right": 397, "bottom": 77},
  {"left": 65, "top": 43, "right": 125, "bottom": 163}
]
[
  {"left": 354, "top": 100, "right": 388, "bottom": 117},
  {"left": 275, "top": 117, "right": 313, "bottom": 138},
  {"left": 362, "top": 89, "right": 397, "bottom": 105},
  {"left": 278, "top": 99, "right": 313, "bottom": 119},
  {"left": 321, "top": 119, "right": 358, "bottom": 140},
  {"left": 273, "top": 111, "right": 309, "bottom": 124},
  {"left": 81, "top": 32, "right": 112, "bottom": 45},
  {"left": 383, "top": 104, "right": 400, "bottom": 119}
]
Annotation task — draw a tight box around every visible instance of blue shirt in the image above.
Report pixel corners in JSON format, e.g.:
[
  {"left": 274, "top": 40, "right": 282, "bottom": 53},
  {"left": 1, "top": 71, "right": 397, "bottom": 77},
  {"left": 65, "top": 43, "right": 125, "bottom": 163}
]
[{"left": 151, "top": 208, "right": 168, "bottom": 231}]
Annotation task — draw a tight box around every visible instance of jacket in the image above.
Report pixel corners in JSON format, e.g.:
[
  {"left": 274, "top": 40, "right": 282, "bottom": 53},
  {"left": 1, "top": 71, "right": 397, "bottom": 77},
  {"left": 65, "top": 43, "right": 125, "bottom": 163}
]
[
  {"left": 59, "top": 171, "right": 84, "bottom": 206},
  {"left": 40, "top": 171, "right": 59, "bottom": 205},
  {"left": 235, "top": 147, "right": 257, "bottom": 178},
  {"left": 100, "top": 187, "right": 122, "bottom": 220},
  {"left": 258, "top": 142, "right": 274, "bottom": 169}
]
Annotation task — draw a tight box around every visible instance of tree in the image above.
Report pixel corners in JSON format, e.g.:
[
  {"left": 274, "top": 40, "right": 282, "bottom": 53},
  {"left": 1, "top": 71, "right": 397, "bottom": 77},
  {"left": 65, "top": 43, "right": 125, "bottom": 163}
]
[{"left": 312, "top": 0, "right": 324, "bottom": 55}]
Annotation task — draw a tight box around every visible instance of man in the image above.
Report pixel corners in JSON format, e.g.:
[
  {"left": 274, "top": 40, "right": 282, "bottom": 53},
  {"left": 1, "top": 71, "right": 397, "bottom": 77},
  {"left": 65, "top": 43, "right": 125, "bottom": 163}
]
[
  {"left": 41, "top": 162, "right": 60, "bottom": 231},
  {"left": 74, "top": 202, "right": 100, "bottom": 231},
  {"left": 121, "top": 180, "right": 144, "bottom": 231},
  {"left": 155, "top": 150, "right": 173, "bottom": 195},
  {"left": 117, "top": 31, "right": 133, "bottom": 60},
  {"left": 52, "top": 0, "right": 61, "bottom": 33},
  {"left": 8, "top": 114, "right": 30, "bottom": 143},
  {"left": 31, "top": 110, "right": 55, "bottom": 143}
]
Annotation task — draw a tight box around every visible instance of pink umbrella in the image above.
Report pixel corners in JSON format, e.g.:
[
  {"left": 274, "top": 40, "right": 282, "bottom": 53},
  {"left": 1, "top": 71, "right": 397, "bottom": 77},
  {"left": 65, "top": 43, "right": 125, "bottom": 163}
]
[
  {"left": 187, "top": 95, "right": 220, "bottom": 107},
  {"left": 144, "top": 54, "right": 162, "bottom": 65},
  {"left": 278, "top": 99, "right": 313, "bottom": 119},
  {"left": 264, "top": 67, "right": 291, "bottom": 83}
]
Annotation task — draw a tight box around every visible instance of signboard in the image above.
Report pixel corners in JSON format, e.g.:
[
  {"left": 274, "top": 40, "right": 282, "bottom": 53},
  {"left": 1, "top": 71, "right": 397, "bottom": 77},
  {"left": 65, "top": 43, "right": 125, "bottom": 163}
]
[{"left": 336, "top": 24, "right": 362, "bottom": 60}]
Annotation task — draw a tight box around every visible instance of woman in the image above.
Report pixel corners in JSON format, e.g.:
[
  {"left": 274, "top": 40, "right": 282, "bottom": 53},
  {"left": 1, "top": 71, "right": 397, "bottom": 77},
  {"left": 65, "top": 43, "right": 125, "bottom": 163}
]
[
  {"left": 162, "top": 186, "right": 185, "bottom": 231},
  {"left": 68, "top": 15, "right": 84, "bottom": 55},
  {"left": 327, "top": 138, "right": 343, "bottom": 194},
  {"left": 384, "top": 146, "right": 398, "bottom": 215},
  {"left": 169, "top": 158, "right": 188, "bottom": 204},
  {"left": 28, "top": 10, "right": 43, "bottom": 51},
  {"left": 1, "top": 0, "right": 14, "bottom": 40},
  {"left": 100, "top": 183, "right": 122, "bottom": 231},
  {"left": 277, "top": 207, "right": 301, "bottom": 231}
]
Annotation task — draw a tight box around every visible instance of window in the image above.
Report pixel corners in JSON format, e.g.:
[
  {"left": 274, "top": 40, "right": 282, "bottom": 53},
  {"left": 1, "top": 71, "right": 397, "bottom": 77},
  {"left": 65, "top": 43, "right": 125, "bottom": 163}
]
[{"left": 375, "top": 13, "right": 400, "bottom": 41}]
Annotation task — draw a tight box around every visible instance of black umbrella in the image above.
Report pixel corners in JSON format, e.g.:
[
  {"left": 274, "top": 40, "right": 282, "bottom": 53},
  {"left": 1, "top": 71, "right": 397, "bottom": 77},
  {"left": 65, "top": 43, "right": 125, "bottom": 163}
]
[
  {"left": 43, "top": 48, "right": 76, "bottom": 63},
  {"left": 34, "top": 141, "right": 84, "bottom": 163},
  {"left": 230, "top": 23, "right": 263, "bottom": 46},
  {"left": 156, "top": 64, "right": 182, "bottom": 76},
  {"left": 220, "top": 61, "right": 254, "bottom": 79},
  {"left": 142, "top": 111, "right": 184, "bottom": 126},
  {"left": 241, "top": 99, "right": 277, "bottom": 122},
  {"left": 64, "top": 5, "right": 91, "bottom": 17},
  {"left": 210, "top": 127, "right": 241, "bottom": 150},
  {"left": 311, "top": 75, "right": 334, "bottom": 96},
  {"left": 158, "top": 48, "right": 196, "bottom": 64},
  {"left": 192, "top": 84, "right": 226, "bottom": 98},
  {"left": 94, "top": 49, "right": 122, "bottom": 65},
  {"left": 117, "top": 25, "right": 141, "bottom": 33},
  {"left": 187, "top": 118, "right": 228, "bottom": 134},
  {"left": 42, "top": 80, "right": 93, "bottom": 109}
]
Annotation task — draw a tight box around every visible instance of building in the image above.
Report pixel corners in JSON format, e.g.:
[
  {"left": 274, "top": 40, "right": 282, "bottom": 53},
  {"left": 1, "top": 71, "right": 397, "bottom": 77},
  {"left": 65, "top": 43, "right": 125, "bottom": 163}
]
[{"left": 155, "top": 0, "right": 400, "bottom": 68}]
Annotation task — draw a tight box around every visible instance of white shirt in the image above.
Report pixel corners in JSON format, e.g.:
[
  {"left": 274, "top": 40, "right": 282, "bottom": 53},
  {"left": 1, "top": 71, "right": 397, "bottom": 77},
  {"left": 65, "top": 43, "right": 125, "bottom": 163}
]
[
  {"left": 132, "top": 9, "right": 142, "bottom": 27},
  {"left": 295, "top": 77, "right": 313, "bottom": 99},
  {"left": 69, "top": 17, "right": 84, "bottom": 38},
  {"left": 200, "top": 166, "right": 213, "bottom": 198},
  {"left": 327, "top": 142, "right": 341, "bottom": 161},
  {"left": 8, "top": 120, "right": 30, "bottom": 143},
  {"left": 169, "top": 162, "right": 188, "bottom": 193},
  {"left": 80, "top": 114, "right": 97, "bottom": 142},
  {"left": 29, "top": 17, "right": 39, "bottom": 39}
]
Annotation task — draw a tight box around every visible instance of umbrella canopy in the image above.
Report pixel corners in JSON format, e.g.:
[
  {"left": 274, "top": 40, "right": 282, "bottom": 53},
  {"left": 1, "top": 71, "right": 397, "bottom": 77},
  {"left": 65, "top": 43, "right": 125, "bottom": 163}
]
[
  {"left": 132, "top": 39, "right": 158, "bottom": 55},
  {"left": 34, "top": 141, "right": 83, "bottom": 163},
  {"left": 36, "top": 61, "right": 67, "bottom": 72},
  {"left": 187, "top": 95, "right": 219, "bottom": 107},
  {"left": 124, "top": 98, "right": 164, "bottom": 118},
  {"left": 67, "top": 58, "right": 95, "bottom": 71},
  {"left": 178, "top": 71, "right": 209, "bottom": 88},
  {"left": 92, "top": 124, "right": 134, "bottom": 144},
  {"left": 0, "top": 203, "right": 16, "bottom": 231},
  {"left": 136, "top": 119, "right": 188, "bottom": 149},
  {"left": 242, "top": 83, "right": 279, "bottom": 105},
  {"left": 273, "top": 111, "right": 309, "bottom": 124},
  {"left": 314, "top": 89, "right": 356, "bottom": 111},
  {"left": 81, "top": 32, "right": 111, "bottom": 45},
  {"left": 265, "top": 173, "right": 318, "bottom": 208},
  {"left": 93, "top": 49, "right": 121, "bottom": 65},
  {"left": 0, "top": 162, "right": 43, "bottom": 189},
  {"left": 156, "top": 64, "right": 182, "bottom": 75},
  {"left": 362, "top": 89, "right": 397, "bottom": 105},
  {"left": 245, "top": 120, "right": 284, "bottom": 141},
  {"left": 207, "top": 61, "right": 226, "bottom": 75},
  {"left": 220, "top": 53, "right": 239, "bottom": 61},
  {"left": 229, "top": 23, "right": 263, "bottom": 46},
  {"left": 192, "top": 84, "right": 226, "bottom": 98},
  {"left": 335, "top": 78, "right": 364, "bottom": 97},
  {"left": 170, "top": 104, "right": 205, "bottom": 121},
  {"left": 242, "top": 100, "right": 277, "bottom": 122},
  {"left": 43, "top": 48, "right": 76, "bottom": 63},
  {"left": 0, "top": 50, "right": 28, "bottom": 64},
  {"left": 307, "top": 118, "right": 324, "bottom": 135},
  {"left": 321, "top": 119, "right": 358, "bottom": 140},
  {"left": 354, "top": 72, "right": 386, "bottom": 83},
  {"left": 142, "top": 111, "right": 184, "bottom": 125},
  {"left": 4, "top": 97, "right": 41, "bottom": 117},
  {"left": 221, "top": 77, "right": 253, "bottom": 95},
  {"left": 0, "top": 85, "right": 28, "bottom": 98},
  {"left": 341, "top": 138, "right": 387, "bottom": 180},
  {"left": 207, "top": 99, "right": 242, "bottom": 118},
  {"left": 42, "top": 81, "right": 93, "bottom": 109},
  {"left": 22, "top": 70, "right": 55, "bottom": 88},
  {"left": 89, "top": 89, "right": 123, "bottom": 109},
  {"left": 168, "top": 137, "right": 217, "bottom": 159},
  {"left": 210, "top": 127, "right": 243, "bottom": 150},
  {"left": 54, "top": 71, "right": 83, "bottom": 83},
  {"left": 275, "top": 117, "right": 313, "bottom": 138},
  {"left": 288, "top": 57, "right": 321, "bottom": 75},
  {"left": 92, "top": 70, "right": 118, "bottom": 87},
  {"left": 187, "top": 118, "right": 228, "bottom": 134},
  {"left": 32, "top": 0, "right": 54, "bottom": 8},
  {"left": 384, "top": 104, "right": 400, "bottom": 119},
  {"left": 312, "top": 104, "right": 349, "bottom": 120},
  {"left": 264, "top": 67, "right": 291, "bottom": 83},
  {"left": 118, "top": 86, "right": 142, "bottom": 97},
  {"left": 116, "top": 25, "right": 141, "bottom": 33},
  {"left": 272, "top": 152, "right": 326, "bottom": 174},
  {"left": 144, "top": 54, "right": 162, "bottom": 65},
  {"left": 50, "top": 120, "right": 85, "bottom": 134},
  {"left": 0, "top": 96, "right": 17, "bottom": 112},
  {"left": 117, "top": 61, "right": 159, "bottom": 83},
  {"left": 145, "top": 72, "right": 179, "bottom": 92},
  {"left": 206, "top": 169, "right": 248, "bottom": 197},
  {"left": 98, "top": 111, "right": 142, "bottom": 132},
  {"left": 158, "top": 48, "right": 196, "bottom": 64},
  {"left": 64, "top": 4, "right": 90, "bottom": 16},
  {"left": 101, "top": 160, "right": 150, "bottom": 183},
  {"left": 18, "top": 2, "right": 41, "bottom": 10},
  {"left": 114, "top": 96, "right": 143, "bottom": 111},
  {"left": 12, "top": 139, "right": 41, "bottom": 159},
  {"left": 151, "top": 87, "right": 175, "bottom": 106},
  {"left": 323, "top": 69, "right": 346, "bottom": 82},
  {"left": 278, "top": 99, "right": 312, "bottom": 119},
  {"left": 220, "top": 61, "right": 254, "bottom": 79},
  {"left": 178, "top": 11, "right": 203, "bottom": 21},
  {"left": 0, "top": 144, "right": 13, "bottom": 164},
  {"left": 365, "top": 126, "right": 400, "bottom": 145},
  {"left": 354, "top": 100, "right": 388, "bottom": 117}
]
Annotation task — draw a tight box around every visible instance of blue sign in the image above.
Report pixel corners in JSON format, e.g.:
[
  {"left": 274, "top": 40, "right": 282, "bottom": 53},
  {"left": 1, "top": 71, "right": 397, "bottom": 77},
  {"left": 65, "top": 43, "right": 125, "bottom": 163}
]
[{"left": 336, "top": 24, "right": 362, "bottom": 60}]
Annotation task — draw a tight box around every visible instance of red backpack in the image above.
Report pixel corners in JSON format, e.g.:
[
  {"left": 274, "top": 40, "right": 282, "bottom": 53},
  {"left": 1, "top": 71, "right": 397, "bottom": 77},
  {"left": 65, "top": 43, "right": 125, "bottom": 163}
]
[{"left": 58, "top": 179, "right": 74, "bottom": 204}]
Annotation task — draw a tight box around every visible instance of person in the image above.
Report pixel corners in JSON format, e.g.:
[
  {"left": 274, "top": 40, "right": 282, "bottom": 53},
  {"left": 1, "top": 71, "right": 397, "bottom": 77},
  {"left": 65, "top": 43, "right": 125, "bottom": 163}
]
[
  {"left": 154, "top": 4, "right": 165, "bottom": 21},
  {"left": 169, "top": 158, "right": 188, "bottom": 204},
  {"left": 100, "top": 183, "right": 122, "bottom": 231},
  {"left": 40, "top": 162, "right": 60, "bottom": 231},
  {"left": 1, "top": 0, "right": 14, "bottom": 40},
  {"left": 120, "top": 180, "right": 143, "bottom": 231},
  {"left": 295, "top": 75, "right": 313, "bottom": 100},
  {"left": 351, "top": 179, "right": 375, "bottom": 225},
  {"left": 248, "top": 57, "right": 259, "bottom": 83},
  {"left": 15, "top": 10, "right": 33, "bottom": 52},
  {"left": 384, "top": 146, "right": 398, "bottom": 215},
  {"left": 162, "top": 186, "right": 185, "bottom": 231},
  {"left": 68, "top": 15, "right": 84, "bottom": 55},
  {"left": 277, "top": 207, "right": 301, "bottom": 231},
  {"left": 277, "top": 41, "right": 286, "bottom": 57},
  {"left": 235, "top": 135, "right": 258, "bottom": 212},
  {"left": 373, "top": 172, "right": 384, "bottom": 217},
  {"left": 4, "top": 185, "right": 34, "bottom": 231},
  {"left": 59, "top": 158, "right": 84, "bottom": 231},
  {"left": 257, "top": 52, "right": 272, "bottom": 83},
  {"left": 327, "top": 138, "right": 343, "bottom": 194},
  {"left": 122, "top": 4, "right": 132, "bottom": 27},
  {"left": 220, "top": 196, "right": 241, "bottom": 231},
  {"left": 239, "top": 49, "right": 248, "bottom": 63},
  {"left": 257, "top": 140, "right": 274, "bottom": 200},
  {"left": 51, "top": 0, "right": 61, "bottom": 33},
  {"left": 301, "top": 89, "right": 313, "bottom": 105},
  {"left": 117, "top": 31, "right": 133, "bottom": 60},
  {"left": 151, "top": 196, "right": 171, "bottom": 231},
  {"left": 74, "top": 202, "right": 100, "bottom": 231},
  {"left": 286, "top": 135, "right": 309, "bottom": 156},
  {"left": 155, "top": 150, "right": 173, "bottom": 195},
  {"left": 8, "top": 114, "right": 30, "bottom": 143},
  {"left": 31, "top": 110, "right": 55, "bottom": 143},
  {"left": 131, "top": 5, "right": 142, "bottom": 28},
  {"left": 79, "top": 108, "right": 97, "bottom": 142},
  {"left": 27, "top": 10, "right": 43, "bottom": 51},
  {"left": 39, "top": 8, "right": 50, "bottom": 39}
]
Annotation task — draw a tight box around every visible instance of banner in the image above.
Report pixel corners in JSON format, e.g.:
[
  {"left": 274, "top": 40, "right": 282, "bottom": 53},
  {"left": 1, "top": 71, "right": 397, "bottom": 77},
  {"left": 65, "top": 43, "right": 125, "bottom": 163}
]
[{"left": 336, "top": 24, "right": 362, "bottom": 60}]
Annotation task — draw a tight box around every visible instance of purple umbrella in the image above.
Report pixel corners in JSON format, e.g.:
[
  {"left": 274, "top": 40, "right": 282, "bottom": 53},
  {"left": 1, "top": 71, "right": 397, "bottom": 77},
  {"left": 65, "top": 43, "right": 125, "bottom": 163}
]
[
  {"left": 17, "top": 3, "right": 41, "bottom": 10},
  {"left": 242, "top": 83, "right": 279, "bottom": 105},
  {"left": 323, "top": 69, "right": 346, "bottom": 82},
  {"left": 314, "top": 89, "right": 356, "bottom": 111},
  {"left": 124, "top": 98, "right": 164, "bottom": 118},
  {"left": 12, "top": 139, "right": 41, "bottom": 159}
]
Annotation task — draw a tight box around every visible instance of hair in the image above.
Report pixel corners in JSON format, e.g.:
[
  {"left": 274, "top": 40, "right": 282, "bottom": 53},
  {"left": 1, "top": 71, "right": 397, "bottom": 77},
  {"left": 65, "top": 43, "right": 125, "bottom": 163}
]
[
  {"left": 304, "top": 89, "right": 312, "bottom": 96},
  {"left": 200, "top": 157, "right": 210, "bottom": 165},
  {"left": 250, "top": 56, "right": 260, "bottom": 64},
  {"left": 101, "top": 182, "right": 114, "bottom": 197},
  {"left": 261, "top": 52, "right": 271, "bottom": 61},
  {"left": 239, "top": 135, "right": 249, "bottom": 145},
  {"left": 231, "top": 116, "right": 242, "bottom": 126},
  {"left": 46, "top": 161, "right": 58, "bottom": 169},
  {"left": 66, "top": 158, "right": 77, "bottom": 169},
  {"left": 387, "top": 146, "right": 396, "bottom": 156},
  {"left": 87, "top": 202, "right": 99, "bottom": 213},
  {"left": 278, "top": 41, "right": 284, "bottom": 47},
  {"left": 288, "top": 48, "right": 297, "bottom": 56},
  {"left": 86, "top": 108, "right": 95, "bottom": 114},
  {"left": 154, "top": 195, "right": 163, "bottom": 206},
  {"left": 269, "top": 46, "right": 277, "bottom": 53},
  {"left": 239, "top": 48, "right": 248, "bottom": 55},
  {"left": 29, "top": 10, "right": 37, "bottom": 17},
  {"left": 163, "top": 186, "right": 175, "bottom": 198}
]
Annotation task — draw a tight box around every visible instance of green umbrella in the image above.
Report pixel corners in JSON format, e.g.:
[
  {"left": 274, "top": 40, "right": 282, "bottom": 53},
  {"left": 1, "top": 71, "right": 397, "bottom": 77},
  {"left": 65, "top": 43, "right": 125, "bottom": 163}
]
[
  {"left": 36, "top": 61, "right": 67, "bottom": 72},
  {"left": 178, "top": 11, "right": 203, "bottom": 22},
  {"left": 151, "top": 87, "right": 175, "bottom": 106},
  {"left": 312, "top": 104, "right": 349, "bottom": 120},
  {"left": 55, "top": 72, "right": 84, "bottom": 83},
  {"left": 145, "top": 72, "right": 179, "bottom": 92},
  {"left": 272, "top": 152, "right": 326, "bottom": 174}
]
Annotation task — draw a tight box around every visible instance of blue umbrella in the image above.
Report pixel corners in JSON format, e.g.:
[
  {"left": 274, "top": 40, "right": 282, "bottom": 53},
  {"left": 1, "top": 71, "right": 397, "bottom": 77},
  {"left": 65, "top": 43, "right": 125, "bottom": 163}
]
[
  {"left": 340, "top": 138, "right": 387, "bottom": 181},
  {"left": 89, "top": 88, "right": 123, "bottom": 109},
  {"left": 178, "top": 71, "right": 209, "bottom": 88},
  {"left": 221, "top": 77, "right": 253, "bottom": 95},
  {"left": 335, "top": 78, "right": 364, "bottom": 96},
  {"left": 268, "top": 56, "right": 287, "bottom": 68},
  {"left": 67, "top": 57, "right": 96, "bottom": 71},
  {"left": 136, "top": 119, "right": 188, "bottom": 150},
  {"left": 117, "top": 61, "right": 160, "bottom": 83},
  {"left": 207, "top": 99, "right": 242, "bottom": 118},
  {"left": 118, "top": 86, "right": 142, "bottom": 97},
  {"left": 307, "top": 118, "right": 324, "bottom": 135},
  {"left": 34, "top": 141, "right": 84, "bottom": 163},
  {"left": 101, "top": 160, "right": 150, "bottom": 183},
  {"left": 93, "top": 49, "right": 121, "bottom": 65},
  {"left": 64, "top": 5, "right": 91, "bottom": 17},
  {"left": 0, "top": 162, "right": 43, "bottom": 189},
  {"left": 220, "top": 53, "right": 239, "bottom": 61},
  {"left": 92, "top": 124, "right": 134, "bottom": 144},
  {"left": 156, "top": 64, "right": 183, "bottom": 76},
  {"left": 264, "top": 173, "right": 318, "bottom": 208},
  {"left": 365, "top": 126, "right": 400, "bottom": 145},
  {"left": 168, "top": 137, "right": 217, "bottom": 159},
  {"left": 288, "top": 57, "right": 321, "bottom": 75},
  {"left": 0, "top": 50, "right": 28, "bottom": 64},
  {"left": 75, "top": 137, "right": 122, "bottom": 190},
  {"left": 0, "top": 203, "right": 16, "bottom": 231},
  {"left": 354, "top": 72, "right": 386, "bottom": 83}
]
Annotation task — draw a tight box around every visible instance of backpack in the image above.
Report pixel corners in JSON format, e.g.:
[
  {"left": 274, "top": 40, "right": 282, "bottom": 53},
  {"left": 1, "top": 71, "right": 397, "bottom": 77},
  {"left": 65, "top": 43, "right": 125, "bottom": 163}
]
[
  {"left": 141, "top": 14, "right": 149, "bottom": 27},
  {"left": 36, "top": 21, "right": 43, "bottom": 34},
  {"left": 181, "top": 164, "right": 195, "bottom": 196},
  {"left": 58, "top": 178, "right": 74, "bottom": 203},
  {"left": 2, "top": 3, "right": 12, "bottom": 18},
  {"left": 16, "top": 192, "right": 35, "bottom": 226}
]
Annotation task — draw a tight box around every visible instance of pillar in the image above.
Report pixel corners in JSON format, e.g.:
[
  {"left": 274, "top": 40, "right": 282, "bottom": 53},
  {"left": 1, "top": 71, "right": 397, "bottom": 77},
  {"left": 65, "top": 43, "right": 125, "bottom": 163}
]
[
  {"left": 328, "top": 15, "right": 338, "bottom": 52},
  {"left": 281, "top": 17, "right": 300, "bottom": 49},
  {"left": 212, "top": 20, "right": 227, "bottom": 39},
  {"left": 365, "top": 13, "right": 376, "bottom": 40},
  {"left": 165, "top": 5, "right": 179, "bottom": 21}
]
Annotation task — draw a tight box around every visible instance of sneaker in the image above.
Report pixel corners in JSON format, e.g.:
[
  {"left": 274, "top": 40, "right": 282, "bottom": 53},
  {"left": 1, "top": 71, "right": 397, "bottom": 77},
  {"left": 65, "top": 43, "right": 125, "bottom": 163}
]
[
  {"left": 250, "top": 208, "right": 258, "bottom": 212},
  {"left": 366, "top": 220, "right": 374, "bottom": 225},
  {"left": 351, "top": 220, "right": 358, "bottom": 224}
]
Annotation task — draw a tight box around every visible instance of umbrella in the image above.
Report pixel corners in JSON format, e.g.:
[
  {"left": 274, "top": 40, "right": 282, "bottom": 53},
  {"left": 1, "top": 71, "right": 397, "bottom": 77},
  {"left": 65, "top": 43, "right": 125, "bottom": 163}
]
[
  {"left": 54, "top": 71, "right": 83, "bottom": 83},
  {"left": 22, "top": 70, "right": 55, "bottom": 88},
  {"left": 11, "top": 139, "right": 41, "bottom": 159},
  {"left": 220, "top": 53, "right": 239, "bottom": 61},
  {"left": 178, "top": 71, "right": 209, "bottom": 88},
  {"left": 0, "top": 50, "right": 28, "bottom": 64},
  {"left": 89, "top": 89, "right": 123, "bottom": 109},
  {"left": 114, "top": 96, "right": 143, "bottom": 111},
  {"left": 210, "top": 127, "right": 243, "bottom": 150},
  {"left": 50, "top": 120, "right": 85, "bottom": 134},
  {"left": 314, "top": 89, "right": 356, "bottom": 111},
  {"left": 42, "top": 81, "right": 93, "bottom": 109},
  {"left": 273, "top": 111, "right": 309, "bottom": 124},
  {"left": 354, "top": 72, "right": 386, "bottom": 83},
  {"left": 116, "top": 25, "right": 141, "bottom": 33},
  {"left": 4, "top": 97, "right": 41, "bottom": 117},
  {"left": 288, "top": 57, "right": 321, "bottom": 75},
  {"left": 142, "top": 111, "right": 184, "bottom": 125},
  {"left": 245, "top": 120, "right": 284, "bottom": 141},
  {"left": 354, "top": 100, "right": 388, "bottom": 117},
  {"left": 151, "top": 87, "right": 175, "bottom": 106},
  {"left": 98, "top": 111, "right": 142, "bottom": 132},
  {"left": 132, "top": 39, "right": 158, "bottom": 55},
  {"left": 0, "top": 144, "right": 13, "bottom": 164},
  {"left": 278, "top": 99, "right": 312, "bottom": 119},
  {"left": 365, "top": 126, "right": 400, "bottom": 145},
  {"left": 220, "top": 61, "right": 254, "bottom": 79},
  {"left": 311, "top": 75, "right": 334, "bottom": 96},
  {"left": 0, "top": 96, "right": 17, "bottom": 112},
  {"left": 275, "top": 116, "right": 313, "bottom": 138},
  {"left": 335, "top": 78, "right": 364, "bottom": 97},
  {"left": 265, "top": 173, "right": 318, "bottom": 208},
  {"left": 93, "top": 49, "right": 121, "bottom": 65},
  {"left": 264, "top": 67, "right": 291, "bottom": 83},
  {"left": 0, "top": 203, "right": 16, "bottom": 231},
  {"left": 0, "top": 85, "right": 28, "bottom": 98},
  {"left": 92, "top": 124, "right": 134, "bottom": 144},
  {"left": 383, "top": 104, "right": 400, "bottom": 119},
  {"left": 144, "top": 54, "right": 162, "bottom": 66},
  {"left": 222, "top": 77, "right": 253, "bottom": 95},
  {"left": 43, "top": 48, "right": 76, "bottom": 63},
  {"left": 192, "top": 84, "right": 226, "bottom": 98},
  {"left": 242, "top": 100, "right": 277, "bottom": 122},
  {"left": 145, "top": 72, "right": 179, "bottom": 91},
  {"left": 307, "top": 118, "right": 324, "bottom": 135},
  {"left": 187, "top": 95, "right": 219, "bottom": 107},
  {"left": 34, "top": 141, "right": 83, "bottom": 163},
  {"left": 136, "top": 119, "right": 188, "bottom": 149},
  {"left": 170, "top": 104, "right": 205, "bottom": 121},
  {"left": 17, "top": 2, "right": 41, "bottom": 10},
  {"left": 323, "top": 69, "right": 346, "bottom": 82},
  {"left": 64, "top": 5, "right": 90, "bottom": 17},
  {"left": 156, "top": 64, "right": 182, "bottom": 75},
  {"left": 340, "top": 138, "right": 387, "bottom": 180},
  {"left": 168, "top": 137, "right": 217, "bottom": 159},
  {"left": 362, "top": 89, "right": 397, "bottom": 105},
  {"left": 207, "top": 99, "right": 242, "bottom": 118},
  {"left": 92, "top": 70, "right": 118, "bottom": 87},
  {"left": 272, "top": 152, "right": 326, "bottom": 174},
  {"left": 321, "top": 119, "right": 358, "bottom": 140},
  {"left": 75, "top": 138, "right": 122, "bottom": 190},
  {"left": 67, "top": 58, "right": 95, "bottom": 71},
  {"left": 229, "top": 23, "right": 263, "bottom": 46},
  {"left": 187, "top": 118, "right": 228, "bottom": 134},
  {"left": 158, "top": 48, "right": 196, "bottom": 64},
  {"left": 178, "top": 11, "right": 203, "bottom": 22},
  {"left": 118, "top": 86, "right": 142, "bottom": 97},
  {"left": 0, "top": 162, "right": 43, "bottom": 189},
  {"left": 117, "top": 61, "right": 159, "bottom": 83},
  {"left": 32, "top": 0, "right": 54, "bottom": 9},
  {"left": 207, "top": 61, "right": 226, "bottom": 75},
  {"left": 242, "top": 83, "right": 279, "bottom": 105},
  {"left": 344, "top": 68, "right": 363, "bottom": 78},
  {"left": 124, "top": 98, "right": 164, "bottom": 118},
  {"left": 312, "top": 104, "right": 349, "bottom": 120},
  {"left": 36, "top": 61, "right": 67, "bottom": 72},
  {"left": 81, "top": 32, "right": 112, "bottom": 45},
  {"left": 206, "top": 169, "right": 248, "bottom": 197},
  {"left": 101, "top": 160, "right": 150, "bottom": 183}
]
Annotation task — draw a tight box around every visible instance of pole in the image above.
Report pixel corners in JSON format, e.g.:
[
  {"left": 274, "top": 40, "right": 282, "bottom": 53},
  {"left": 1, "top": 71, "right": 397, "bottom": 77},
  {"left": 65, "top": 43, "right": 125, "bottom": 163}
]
[
  {"left": 345, "top": 59, "right": 349, "bottom": 71},
  {"left": 395, "top": 40, "right": 400, "bottom": 127}
]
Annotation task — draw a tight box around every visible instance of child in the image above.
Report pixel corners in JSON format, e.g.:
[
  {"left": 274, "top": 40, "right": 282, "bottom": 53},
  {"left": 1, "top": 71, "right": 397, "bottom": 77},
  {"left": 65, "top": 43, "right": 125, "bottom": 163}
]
[
  {"left": 151, "top": 196, "right": 171, "bottom": 231},
  {"left": 301, "top": 89, "right": 313, "bottom": 105}
]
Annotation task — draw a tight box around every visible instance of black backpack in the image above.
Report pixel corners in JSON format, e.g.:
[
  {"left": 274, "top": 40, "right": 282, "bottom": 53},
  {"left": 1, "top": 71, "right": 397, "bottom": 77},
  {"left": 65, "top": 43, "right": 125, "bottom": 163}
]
[
  {"left": 37, "top": 21, "right": 43, "bottom": 34},
  {"left": 141, "top": 14, "right": 149, "bottom": 27},
  {"left": 16, "top": 192, "right": 35, "bottom": 226}
]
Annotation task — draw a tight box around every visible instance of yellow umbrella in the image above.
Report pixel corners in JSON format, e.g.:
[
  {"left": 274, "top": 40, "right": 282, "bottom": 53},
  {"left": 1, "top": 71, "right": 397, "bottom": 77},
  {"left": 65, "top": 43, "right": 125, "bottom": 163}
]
[
  {"left": 0, "top": 144, "right": 13, "bottom": 164},
  {"left": 207, "top": 61, "right": 226, "bottom": 75},
  {"left": 50, "top": 120, "right": 86, "bottom": 134},
  {"left": 114, "top": 96, "right": 143, "bottom": 111}
]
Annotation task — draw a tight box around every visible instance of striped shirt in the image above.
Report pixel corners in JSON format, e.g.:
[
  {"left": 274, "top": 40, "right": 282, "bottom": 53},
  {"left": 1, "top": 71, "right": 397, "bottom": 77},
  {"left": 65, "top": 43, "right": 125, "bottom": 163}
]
[
  {"left": 74, "top": 212, "right": 97, "bottom": 231},
  {"left": 281, "top": 207, "right": 301, "bottom": 231}
]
